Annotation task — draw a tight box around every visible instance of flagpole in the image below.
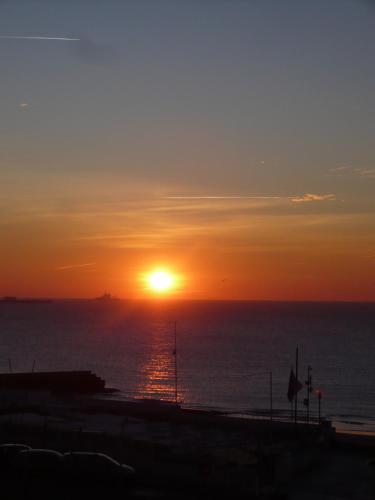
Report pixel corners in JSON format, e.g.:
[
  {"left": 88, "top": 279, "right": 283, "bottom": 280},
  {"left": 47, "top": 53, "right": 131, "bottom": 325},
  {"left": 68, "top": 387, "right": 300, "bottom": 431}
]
[
  {"left": 317, "top": 390, "right": 322, "bottom": 424},
  {"left": 288, "top": 365, "right": 294, "bottom": 422},
  {"left": 174, "top": 321, "right": 178, "bottom": 405},
  {"left": 306, "top": 365, "right": 311, "bottom": 424},
  {"left": 269, "top": 370, "right": 273, "bottom": 425},
  {"left": 294, "top": 346, "right": 299, "bottom": 424}
]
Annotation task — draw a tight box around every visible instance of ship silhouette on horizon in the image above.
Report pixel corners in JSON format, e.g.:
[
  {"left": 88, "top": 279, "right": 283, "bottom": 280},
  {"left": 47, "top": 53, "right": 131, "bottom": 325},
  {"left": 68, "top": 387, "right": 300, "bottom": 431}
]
[{"left": 94, "top": 292, "right": 119, "bottom": 302}]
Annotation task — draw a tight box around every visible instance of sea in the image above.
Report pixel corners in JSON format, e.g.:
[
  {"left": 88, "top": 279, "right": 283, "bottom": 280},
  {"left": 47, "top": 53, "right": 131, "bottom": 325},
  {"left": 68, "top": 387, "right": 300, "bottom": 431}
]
[{"left": 0, "top": 300, "right": 374, "bottom": 433}]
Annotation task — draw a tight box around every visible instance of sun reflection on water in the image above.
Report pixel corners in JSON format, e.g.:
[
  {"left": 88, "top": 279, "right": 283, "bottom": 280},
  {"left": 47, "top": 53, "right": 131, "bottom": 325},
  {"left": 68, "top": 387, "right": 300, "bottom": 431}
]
[{"left": 137, "top": 323, "right": 178, "bottom": 402}]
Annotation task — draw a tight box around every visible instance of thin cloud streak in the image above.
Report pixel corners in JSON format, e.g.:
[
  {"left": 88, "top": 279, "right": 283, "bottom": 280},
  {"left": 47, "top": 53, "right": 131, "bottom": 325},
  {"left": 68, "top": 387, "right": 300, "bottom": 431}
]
[
  {"left": 329, "top": 166, "right": 351, "bottom": 172},
  {"left": 291, "top": 193, "right": 336, "bottom": 203},
  {"left": 0, "top": 36, "right": 80, "bottom": 41},
  {"left": 164, "top": 196, "right": 282, "bottom": 200},
  {"left": 55, "top": 262, "right": 96, "bottom": 271},
  {"left": 355, "top": 168, "right": 375, "bottom": 178},
  {"left": 328, "top": 166, "right": 375, "bottom": 179},
  {"left": 291, "top": 194, "right": 336, "bottom": 203},
  {"left": 164, "top": 194, "right": 337, "bottom": 203}
]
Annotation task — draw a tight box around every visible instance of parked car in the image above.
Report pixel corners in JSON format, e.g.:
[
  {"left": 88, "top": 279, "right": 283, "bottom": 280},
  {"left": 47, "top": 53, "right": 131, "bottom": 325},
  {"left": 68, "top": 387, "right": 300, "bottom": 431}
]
[
  {"left": 0, "top": 443, "right": 31, "bottom": 468},
  {"left": 14, "top": 449, "right": 64, "bottom": 478},
  {"left": 63, "top": 451, "right": 135, "bottom": 485}
]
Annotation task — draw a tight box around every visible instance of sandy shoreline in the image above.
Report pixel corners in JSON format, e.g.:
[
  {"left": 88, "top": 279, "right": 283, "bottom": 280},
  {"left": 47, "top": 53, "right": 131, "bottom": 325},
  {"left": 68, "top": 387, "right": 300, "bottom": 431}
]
[{"left": 0, "top": 391, "right": 373, "bottom": 498}]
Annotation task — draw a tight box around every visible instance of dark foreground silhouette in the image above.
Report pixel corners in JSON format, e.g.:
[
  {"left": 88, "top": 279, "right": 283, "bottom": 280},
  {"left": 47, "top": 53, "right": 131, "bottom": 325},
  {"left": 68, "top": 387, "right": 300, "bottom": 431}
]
[{"left": 0, "top": 397, "right": 373, "bottom": 499}]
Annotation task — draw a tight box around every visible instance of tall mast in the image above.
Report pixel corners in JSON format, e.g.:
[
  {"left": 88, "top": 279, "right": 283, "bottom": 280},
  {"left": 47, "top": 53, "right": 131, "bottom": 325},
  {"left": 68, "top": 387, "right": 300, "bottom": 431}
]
[
  {"left": 306, "top": 365, "right": 312, "bottom": 424},
  {"left": 294, "top": 345, "right": 299, "bottom": 424},
  {"left": 174, "top": 321, "right": 178, "bottom": 404}
]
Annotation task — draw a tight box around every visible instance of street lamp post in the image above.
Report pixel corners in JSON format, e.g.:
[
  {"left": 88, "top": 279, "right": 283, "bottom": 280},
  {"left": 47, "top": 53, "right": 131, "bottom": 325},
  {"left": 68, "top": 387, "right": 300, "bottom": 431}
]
[{"left": 316, "top": 389, "right": 322, "bottom": 423}]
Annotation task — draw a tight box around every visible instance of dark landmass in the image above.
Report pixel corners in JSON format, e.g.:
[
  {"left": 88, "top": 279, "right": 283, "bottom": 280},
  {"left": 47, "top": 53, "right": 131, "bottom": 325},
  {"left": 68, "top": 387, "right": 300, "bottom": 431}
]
[
  {"left": 0, "top": 371, "right": 106, "bottom": 394},
  {"left": 0, "top": 296, "right": 52, "bottom": 304}
]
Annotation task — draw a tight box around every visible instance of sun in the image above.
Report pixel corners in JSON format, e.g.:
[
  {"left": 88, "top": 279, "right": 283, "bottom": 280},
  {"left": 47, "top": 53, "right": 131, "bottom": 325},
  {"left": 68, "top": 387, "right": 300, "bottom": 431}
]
[{"left": 148, "top": 270, "right": 174, "bottom": 292}]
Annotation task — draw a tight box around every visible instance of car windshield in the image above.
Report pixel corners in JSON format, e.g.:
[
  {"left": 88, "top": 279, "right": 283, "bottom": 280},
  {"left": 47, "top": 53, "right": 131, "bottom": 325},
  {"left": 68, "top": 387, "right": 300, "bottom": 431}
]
[{"left": 67, "top": 453, "right": 119, "bottom": 466}]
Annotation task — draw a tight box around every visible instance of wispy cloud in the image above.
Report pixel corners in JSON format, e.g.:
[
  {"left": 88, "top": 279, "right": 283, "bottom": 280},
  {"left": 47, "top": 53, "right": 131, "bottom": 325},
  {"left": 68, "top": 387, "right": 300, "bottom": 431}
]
[
  {"left": 354, "top": 168, "right": 375, "bottom": 178},
  {"left": 291, "top": 194, "right": 336, "bottom": 203},
  {"left": 329, "top": 166, "right": 352, "bottom": 173},
  {"left": 328, "top": 166, "right": 375, "bottom": 178},
  {"left": 55, "top": 262, "right": 96, "bottom": 271},
  {"left": 0, "top": 35, "right": 80, "bottom": 41}
]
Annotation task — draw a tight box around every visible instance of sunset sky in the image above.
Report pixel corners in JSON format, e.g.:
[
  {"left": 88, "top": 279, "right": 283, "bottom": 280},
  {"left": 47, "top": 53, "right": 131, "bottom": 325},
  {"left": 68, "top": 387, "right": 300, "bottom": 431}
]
[{"left": 1, "top": 0, "right": 375, "bottom": 300}]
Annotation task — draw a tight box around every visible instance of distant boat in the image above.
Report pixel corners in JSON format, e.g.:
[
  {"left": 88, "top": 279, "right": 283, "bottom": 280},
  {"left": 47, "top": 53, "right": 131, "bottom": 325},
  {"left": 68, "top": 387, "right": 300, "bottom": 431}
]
[
  {"left": 94, "top": 293, "right": 119, "bottom": 302},
  {"left": 0, "top": 296, "right": 52, "bottom": 304}
]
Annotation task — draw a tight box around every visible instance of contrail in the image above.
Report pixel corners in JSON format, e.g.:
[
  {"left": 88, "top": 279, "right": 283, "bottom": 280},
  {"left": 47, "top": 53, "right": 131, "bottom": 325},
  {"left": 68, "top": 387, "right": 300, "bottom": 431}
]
[
  {"left": 164, "top": 194, "right": 336, "bottom": 203},
  {"left": 0, "top": 35, "right": 80, "bottom": 41},
  {"left": 55, "top": 262, "right": 96, "bottom": 271},
  {"left": 163, "top": 196, "right": 282, "bottom": 200}
]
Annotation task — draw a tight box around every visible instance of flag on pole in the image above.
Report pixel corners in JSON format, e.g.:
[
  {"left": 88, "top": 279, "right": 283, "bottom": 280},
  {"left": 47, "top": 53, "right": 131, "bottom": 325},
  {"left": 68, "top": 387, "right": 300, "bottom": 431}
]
[{"left": 287, "top": 369, "right": 303, "bottom": 402}]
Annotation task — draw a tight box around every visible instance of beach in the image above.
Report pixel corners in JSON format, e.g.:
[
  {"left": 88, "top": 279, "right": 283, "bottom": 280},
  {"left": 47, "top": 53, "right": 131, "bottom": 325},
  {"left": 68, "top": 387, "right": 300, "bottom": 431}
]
[{"left": 0, "top": 391, "right": 373, "bottom": 499}]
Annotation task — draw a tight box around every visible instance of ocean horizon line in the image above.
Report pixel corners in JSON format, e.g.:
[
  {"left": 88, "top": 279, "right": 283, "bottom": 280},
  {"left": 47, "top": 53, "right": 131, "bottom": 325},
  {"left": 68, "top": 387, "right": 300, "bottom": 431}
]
[{"left": 2, "top": 297, "right": 374, "bottom": 305}]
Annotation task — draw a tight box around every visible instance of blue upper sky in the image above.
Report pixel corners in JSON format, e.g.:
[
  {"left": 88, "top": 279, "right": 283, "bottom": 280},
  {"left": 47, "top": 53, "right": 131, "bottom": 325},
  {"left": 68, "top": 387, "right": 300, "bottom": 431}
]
[{"left": 1, "top": 0, "right": 374, "bottom": 193}]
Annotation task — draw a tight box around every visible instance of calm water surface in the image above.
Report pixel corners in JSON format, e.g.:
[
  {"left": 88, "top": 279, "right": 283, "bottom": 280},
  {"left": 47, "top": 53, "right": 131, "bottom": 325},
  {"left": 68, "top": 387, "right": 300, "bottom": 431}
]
[{"left": 0, "top": 300, "right": 374, "bottom": 432}]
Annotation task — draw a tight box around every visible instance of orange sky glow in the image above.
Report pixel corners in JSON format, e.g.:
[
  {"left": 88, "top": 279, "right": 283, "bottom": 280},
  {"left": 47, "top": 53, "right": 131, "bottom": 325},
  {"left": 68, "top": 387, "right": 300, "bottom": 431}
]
[
  {"left": 1, "top": 1, "right": 375, "bottom": 302},
  {"left": 1, "top": 187, "right": 374, "bottom": 301}
]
